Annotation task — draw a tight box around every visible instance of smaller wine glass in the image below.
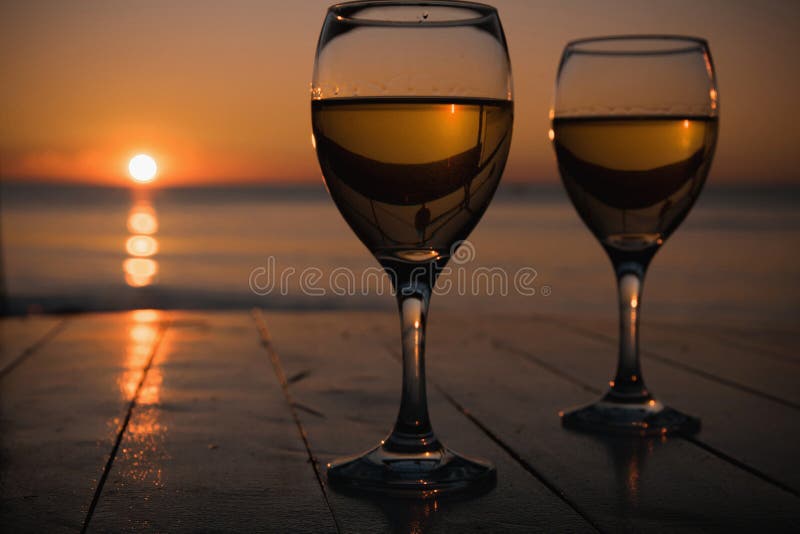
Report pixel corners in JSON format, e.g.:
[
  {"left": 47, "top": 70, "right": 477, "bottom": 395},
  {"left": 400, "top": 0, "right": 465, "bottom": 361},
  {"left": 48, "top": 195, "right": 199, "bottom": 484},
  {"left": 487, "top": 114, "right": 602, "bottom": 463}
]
[{"left": 551, "top": 36, "right": 719, "bottom": 435}]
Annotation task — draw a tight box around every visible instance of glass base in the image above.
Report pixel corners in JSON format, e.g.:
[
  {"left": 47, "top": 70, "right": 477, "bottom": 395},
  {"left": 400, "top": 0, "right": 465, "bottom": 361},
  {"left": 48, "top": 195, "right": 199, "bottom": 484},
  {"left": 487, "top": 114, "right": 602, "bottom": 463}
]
[
  {"left": 326, "top": 442, "right": 496, "bottom": 497},
  {"left": 560, "top": 395, "right": 700, "bottom": 436}
]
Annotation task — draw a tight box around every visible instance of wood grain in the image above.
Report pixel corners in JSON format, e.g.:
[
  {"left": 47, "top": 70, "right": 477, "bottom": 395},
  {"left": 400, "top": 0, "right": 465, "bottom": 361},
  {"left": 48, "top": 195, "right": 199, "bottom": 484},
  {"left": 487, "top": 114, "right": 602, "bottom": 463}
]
[
  {"left": 0, "top": 313, "right": 163, "bottom": 531},
  {"left": 368, "top": 310, "right": 800, "bottom": 532},
  {"left": 86, "top": 312, "right": 337, "bottom": 533},
  {"left": 258, "top": 310, "right": 596, "bottom": 533},
  {"left": 478, "top": 311, "right": 800, "bottom": 493},
  {"left": 3, "top": 309, "right": 797, "bottom": 532},
  {"left": 0, "top": 315, "right": 64, "bottom": 376},
  {"left": 579, "top": 316, "right": 800, "bottom": 407}
]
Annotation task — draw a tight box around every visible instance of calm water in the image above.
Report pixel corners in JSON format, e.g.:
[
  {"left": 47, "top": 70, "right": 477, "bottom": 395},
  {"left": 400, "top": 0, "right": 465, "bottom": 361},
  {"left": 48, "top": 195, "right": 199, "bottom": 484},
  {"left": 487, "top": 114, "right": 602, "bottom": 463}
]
[{"left": 2, "top": 181, "right": 798, "bottom": 326}]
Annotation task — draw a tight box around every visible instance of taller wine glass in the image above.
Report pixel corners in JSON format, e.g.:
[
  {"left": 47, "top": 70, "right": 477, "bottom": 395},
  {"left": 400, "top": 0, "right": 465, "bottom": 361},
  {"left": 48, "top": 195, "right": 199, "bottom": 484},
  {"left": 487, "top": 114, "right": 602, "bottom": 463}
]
[
  {"left": 551, "top": 36, "right": 719, "bottom": 435},
  {"left": 311, "top": 1, "right": 513, "bottom": 494}
]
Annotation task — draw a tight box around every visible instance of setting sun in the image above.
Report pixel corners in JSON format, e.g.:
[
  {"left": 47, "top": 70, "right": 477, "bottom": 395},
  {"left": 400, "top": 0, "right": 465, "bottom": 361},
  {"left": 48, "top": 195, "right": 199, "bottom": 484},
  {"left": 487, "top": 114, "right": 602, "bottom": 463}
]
[{"left": 129, "top": 154, "right": 157, "bottom": 183}]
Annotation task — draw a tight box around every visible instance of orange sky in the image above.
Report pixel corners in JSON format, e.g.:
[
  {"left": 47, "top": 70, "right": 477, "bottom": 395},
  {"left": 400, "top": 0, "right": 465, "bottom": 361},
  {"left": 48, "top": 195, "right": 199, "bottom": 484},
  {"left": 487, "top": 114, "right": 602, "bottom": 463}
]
[{"left": 1, "top": 0, "right": 798, "bottom": 187}]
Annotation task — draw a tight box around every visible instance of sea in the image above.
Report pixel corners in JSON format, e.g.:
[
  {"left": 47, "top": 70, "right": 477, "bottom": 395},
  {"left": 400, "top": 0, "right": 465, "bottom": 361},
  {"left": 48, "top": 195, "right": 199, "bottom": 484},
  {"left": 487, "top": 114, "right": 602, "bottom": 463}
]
[{"left": 2, "top": 180, "right": 798, "bottom": 327}]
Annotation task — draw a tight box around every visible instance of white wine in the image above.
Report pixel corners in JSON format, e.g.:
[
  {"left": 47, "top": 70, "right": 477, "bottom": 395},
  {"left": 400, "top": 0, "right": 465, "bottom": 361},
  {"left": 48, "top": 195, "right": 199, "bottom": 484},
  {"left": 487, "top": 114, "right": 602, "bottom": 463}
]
[
  {"left": 553, "top": 116, "right": 718, "bottom": 252},
  {"left": 312, "top": 97, "right": 513, "bottom": 263}
]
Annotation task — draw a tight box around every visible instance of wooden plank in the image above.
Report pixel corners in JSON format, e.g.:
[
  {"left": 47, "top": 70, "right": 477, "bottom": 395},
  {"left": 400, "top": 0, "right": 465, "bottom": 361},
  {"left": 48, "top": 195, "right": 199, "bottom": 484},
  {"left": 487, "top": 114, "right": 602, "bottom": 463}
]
[
  {"left": 0, "top": 312, "right": 165, "bottom": 531},
  {"left": 362, "top": 310, "right": 800, "bottom": 532},
  {"left": 87, "top": 312, "right": 337, "bottom": 533},
  {"left": 659, "top": 321, "right": 799, "bottom": 365},
  {"left": 0, "top": 315, "right": 64, "bottom": 376},
  {"left": 482, "top": 312, "right": 800, "bottom": 492},
  {"left": 258, "top": 310, "right": 596, "bottom": 533},
  {"left": 633, "top": 315, "right": 799, "bottom": 363},
  {"left": 643, "top": 321, "right": 800, "bottom": 407},
  {"left": 712, "top": 326, "right": 798, "bottom": 363},
  {"left": 567, "top": 316, "right": 800, "bottom": 408}
]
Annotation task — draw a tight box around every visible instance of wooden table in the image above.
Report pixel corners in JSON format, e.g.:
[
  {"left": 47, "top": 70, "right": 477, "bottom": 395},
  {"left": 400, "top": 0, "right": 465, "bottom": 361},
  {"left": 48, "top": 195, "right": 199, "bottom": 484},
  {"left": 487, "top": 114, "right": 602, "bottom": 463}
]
[{"left": 1, "top": 310, "right": 798, "bottom": 532}]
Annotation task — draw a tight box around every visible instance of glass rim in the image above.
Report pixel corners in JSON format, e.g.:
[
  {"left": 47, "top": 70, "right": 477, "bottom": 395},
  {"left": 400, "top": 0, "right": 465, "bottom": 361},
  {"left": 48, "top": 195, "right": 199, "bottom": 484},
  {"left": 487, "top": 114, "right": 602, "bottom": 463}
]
[
  {"left": 327, "top": 0, "right": 498, "bottom": 27},
  {"left": 565, "top": 34, "right": 709, "bottom": 56}
]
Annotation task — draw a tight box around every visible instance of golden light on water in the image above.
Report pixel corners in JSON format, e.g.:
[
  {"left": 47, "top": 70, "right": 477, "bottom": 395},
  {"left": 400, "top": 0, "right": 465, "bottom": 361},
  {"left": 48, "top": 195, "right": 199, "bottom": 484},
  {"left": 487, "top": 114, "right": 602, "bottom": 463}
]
[
  {"left": 124, "top": 258, "right": 158, "bottom": 277},
  {"left": 125, "top": 201, "right": 160, "bottom": 287},
  {"left": 126, "top": 235, "right": 159, "bottom": 257},
  {"left": 124, "top": 258, "right": 158, "bottom": 287},
  {"left": 128, "top": 210, "right": 158, "bottom": 235},
  {"left": 129, "top": 154, "right": 158, "bottom": 183},
  {"left": 126, "top": 274, "right": 152, "bottom": 288}
]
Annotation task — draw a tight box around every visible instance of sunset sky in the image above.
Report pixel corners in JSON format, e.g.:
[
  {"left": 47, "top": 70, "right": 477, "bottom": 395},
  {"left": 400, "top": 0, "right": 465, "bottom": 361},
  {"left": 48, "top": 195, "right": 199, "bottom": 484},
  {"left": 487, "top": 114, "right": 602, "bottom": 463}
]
[{"left": 1, "top": 0, "right": 798, "bottom": 187}]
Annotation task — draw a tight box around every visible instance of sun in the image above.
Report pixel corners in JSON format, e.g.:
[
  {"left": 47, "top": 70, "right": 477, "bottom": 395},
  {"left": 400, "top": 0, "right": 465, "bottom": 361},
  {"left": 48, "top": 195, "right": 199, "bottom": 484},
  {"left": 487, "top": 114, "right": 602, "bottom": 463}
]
[{"left": 128, "top": 154, "right": 157, "bottom": 183}]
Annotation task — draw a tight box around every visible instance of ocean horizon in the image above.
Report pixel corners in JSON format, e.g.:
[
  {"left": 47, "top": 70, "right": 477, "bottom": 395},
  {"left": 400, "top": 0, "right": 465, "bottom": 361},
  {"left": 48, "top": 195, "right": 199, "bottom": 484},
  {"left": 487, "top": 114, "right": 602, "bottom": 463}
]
[{"left": 2, "top": 180, "right": 798, "bottom": 328}]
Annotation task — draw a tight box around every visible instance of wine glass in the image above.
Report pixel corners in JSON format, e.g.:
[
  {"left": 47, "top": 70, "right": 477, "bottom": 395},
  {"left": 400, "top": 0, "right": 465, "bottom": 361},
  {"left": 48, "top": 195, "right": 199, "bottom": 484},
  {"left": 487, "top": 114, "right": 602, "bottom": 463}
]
[
  {"left": 311, "top": 1, "right": 513, "bottom": 494},
  {"left": 551, "top": 36, "right": 719, "bottom": 435}
]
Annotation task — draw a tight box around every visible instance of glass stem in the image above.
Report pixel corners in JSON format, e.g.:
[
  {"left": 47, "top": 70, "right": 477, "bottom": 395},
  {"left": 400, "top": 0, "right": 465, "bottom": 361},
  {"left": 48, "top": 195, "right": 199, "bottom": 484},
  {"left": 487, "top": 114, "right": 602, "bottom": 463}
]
[
  {"left": 608, "top": 262, "right": 652, "bottom": 402},
  {"left": 384, "top": 279, "right": 441, "bottom": 453}
]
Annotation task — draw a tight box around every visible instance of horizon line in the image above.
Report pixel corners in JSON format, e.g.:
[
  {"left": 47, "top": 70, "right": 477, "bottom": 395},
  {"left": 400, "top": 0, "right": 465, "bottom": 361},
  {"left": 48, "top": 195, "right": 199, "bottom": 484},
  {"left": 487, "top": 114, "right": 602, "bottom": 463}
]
[{"left": 2, "top": 177, "right": 798, "bottom": 191}]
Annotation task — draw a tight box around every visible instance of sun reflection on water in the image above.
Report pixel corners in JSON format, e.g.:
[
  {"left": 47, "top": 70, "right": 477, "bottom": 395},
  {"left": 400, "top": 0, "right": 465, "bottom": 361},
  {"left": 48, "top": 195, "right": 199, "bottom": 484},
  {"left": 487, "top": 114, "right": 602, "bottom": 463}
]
[
  {"left": 126, "top": 235, "right": 159, "bottom": 257},
  {"left": 127, "top": 205, "right": 158, "bottom": 235},
  {"left": 124, "top": 201, "right": 160, "bottom": 287},
  {"left": 124, "top": 258, "right": 159, "bottom": 287}
]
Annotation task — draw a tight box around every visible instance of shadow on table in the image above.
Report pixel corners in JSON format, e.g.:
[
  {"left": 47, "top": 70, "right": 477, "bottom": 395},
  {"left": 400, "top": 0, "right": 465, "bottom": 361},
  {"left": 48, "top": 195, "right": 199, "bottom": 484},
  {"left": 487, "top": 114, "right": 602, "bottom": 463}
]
[
  {"left": 592, "top": 434, "right": 661, "bottom": 512},
  {"left": 567, "top": 430, "right": 705, "bottom": 522},
  {"left": 329, "top": 479, "right": 495, "bottom": 533}
]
